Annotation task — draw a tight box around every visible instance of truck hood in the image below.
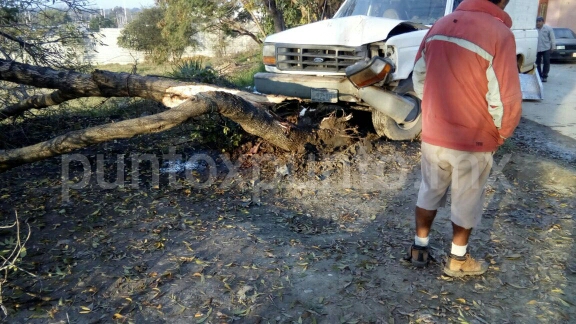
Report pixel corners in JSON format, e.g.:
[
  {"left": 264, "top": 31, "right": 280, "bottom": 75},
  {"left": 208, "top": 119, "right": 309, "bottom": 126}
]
[
  {"left": 556, "top": 38, "right": 576, "bottom": 46},
  {"left": 265, "top": 15, "right": 424, "bottom": 47}
]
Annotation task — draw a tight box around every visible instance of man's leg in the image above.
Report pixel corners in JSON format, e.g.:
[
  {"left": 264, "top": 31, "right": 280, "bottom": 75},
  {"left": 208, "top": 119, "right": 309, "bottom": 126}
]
[
  {"left": 542, "top": 49, "right": 551, "bottom": 79},
  {"left": 415, "top": 143, "right": 451, "bottom": 242},
  {"left": 452, "top": 222, "right": 472, "bottom": 247},
  {"left": 415, "top": 207, "right": 437, "bottom": 240},
  {"left": 408, "top": 206, "right": 439, "bottom": 267},
  {"left": 536, "top": 51, "right": 543, "bottom": 78},
  {"left": 408, "top": 143, "right": 451, "bottom": 267},
  {"left": 443, "top": 150, "right": 492, "bottom": 277}
]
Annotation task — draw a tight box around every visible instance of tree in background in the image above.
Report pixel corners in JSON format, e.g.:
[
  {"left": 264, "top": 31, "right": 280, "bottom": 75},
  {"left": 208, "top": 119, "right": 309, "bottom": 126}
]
[
  {"left": 117, "top": 6, "right": 195, "bottom": 63},
  {"left": 233, "top": 0, "right": 345, "bottom": 36},
  {"left": 0, "top": 0, "right": 96, "bottom": 110},
  {"left": 110, "top": 6, "right": 131, "bottom": 27},
  {"left": 117, "top": 7, "right": 165, "bottom": 59},
  {"left": 157, "top": 0, "right": 274, "bottom": 44},
  {"left": 0, "top": 0, "right": 95, "bottom": 66},
  {"left": 157, "top": 0, "right": 200, "bottom": 57},
  {"left": 88, "top": 15, "right": 117, "bottom": 31},
  {"left": 0, "top": 5, "right": 18, "bottom": 24},
  {"left": 35, "top": 8, "right": 72, "bottom": 26},
  {"left": 152, "top": 0, "right": 345, "bottom": 47},
  {"left": 268, "top": 0, "right": 345, "bottom": 30}
]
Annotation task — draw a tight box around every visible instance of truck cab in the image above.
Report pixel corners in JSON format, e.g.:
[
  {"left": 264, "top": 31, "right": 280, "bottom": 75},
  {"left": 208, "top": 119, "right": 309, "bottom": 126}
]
[{"left": 254, "top": 0, "right": 541, "bottom": 140}]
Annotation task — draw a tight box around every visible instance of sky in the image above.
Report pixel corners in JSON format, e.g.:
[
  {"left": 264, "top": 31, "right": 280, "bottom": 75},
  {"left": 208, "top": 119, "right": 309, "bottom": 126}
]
[{"left": 89, "top": 0, "right": 156, "bottom": 9}]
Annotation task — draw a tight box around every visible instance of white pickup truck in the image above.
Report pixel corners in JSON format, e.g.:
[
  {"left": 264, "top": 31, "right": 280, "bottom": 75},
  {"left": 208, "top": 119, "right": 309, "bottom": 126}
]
[{"left": 254, "top": 0, "right": 542, "bottom": 140}]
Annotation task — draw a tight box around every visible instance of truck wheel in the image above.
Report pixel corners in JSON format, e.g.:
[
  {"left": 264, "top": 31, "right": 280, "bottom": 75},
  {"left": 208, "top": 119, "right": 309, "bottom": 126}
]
[
  {"left": 372, "top": 92, "right": 421, "bottom": 141},
  {"left": 372, "top": 98, "right": 421, "bottom": 140}
]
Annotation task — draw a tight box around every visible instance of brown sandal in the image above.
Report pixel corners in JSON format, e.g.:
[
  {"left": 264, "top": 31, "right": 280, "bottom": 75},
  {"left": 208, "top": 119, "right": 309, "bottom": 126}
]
[{"left": 404, "top": 244, "right": 433, "bottom": 268}]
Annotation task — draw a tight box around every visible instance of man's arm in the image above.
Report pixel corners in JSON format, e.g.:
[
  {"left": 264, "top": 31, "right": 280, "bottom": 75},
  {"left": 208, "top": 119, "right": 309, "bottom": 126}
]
[
  {"left": 548, "top": 26, "right": 556, "bottom": 50},
  {"left": 488, "top": 32, "right": 522, "bottom": 141},
  {"left": 412, "top": 35, "right": 428, "bottom": 99}
]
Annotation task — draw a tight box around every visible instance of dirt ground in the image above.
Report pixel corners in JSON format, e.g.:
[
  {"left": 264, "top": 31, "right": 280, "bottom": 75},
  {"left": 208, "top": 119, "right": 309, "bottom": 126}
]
[{"left": 1, "top": 113, "right": 576, "bottom": 323}]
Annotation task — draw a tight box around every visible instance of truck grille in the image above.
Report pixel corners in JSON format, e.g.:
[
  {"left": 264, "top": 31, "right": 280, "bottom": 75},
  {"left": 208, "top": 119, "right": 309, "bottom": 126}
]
[{"left": 276, "top": 44, "right": 368, "bottom": 73}]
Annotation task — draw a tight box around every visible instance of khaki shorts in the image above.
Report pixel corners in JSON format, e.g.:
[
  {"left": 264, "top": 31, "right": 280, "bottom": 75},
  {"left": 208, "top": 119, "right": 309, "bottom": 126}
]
[{"left": 416, "top": 142, "right": 493, "bottom": 229}]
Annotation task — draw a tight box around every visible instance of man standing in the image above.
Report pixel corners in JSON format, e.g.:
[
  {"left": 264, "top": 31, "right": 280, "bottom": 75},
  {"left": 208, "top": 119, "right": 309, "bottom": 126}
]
[
  {"left": 536, "top": 16, "right": 556, "bottom": 82},
  {"left": 407, "top": 0, "right": 522, "bottom": 277}
]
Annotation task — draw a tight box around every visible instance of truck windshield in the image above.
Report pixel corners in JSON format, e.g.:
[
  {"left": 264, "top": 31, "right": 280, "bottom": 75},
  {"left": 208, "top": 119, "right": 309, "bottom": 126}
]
[
  {"left": 553, "top": 28, "right": 576, "bottom": 39},
  {"left": 334, "top": 0, "right": 449, "bottom": 25}
]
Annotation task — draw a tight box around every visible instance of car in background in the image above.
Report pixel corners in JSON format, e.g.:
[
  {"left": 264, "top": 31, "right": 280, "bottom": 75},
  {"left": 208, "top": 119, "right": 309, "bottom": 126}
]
[{"left": 552, "top": 27, "right": 576, "bottom": 62}]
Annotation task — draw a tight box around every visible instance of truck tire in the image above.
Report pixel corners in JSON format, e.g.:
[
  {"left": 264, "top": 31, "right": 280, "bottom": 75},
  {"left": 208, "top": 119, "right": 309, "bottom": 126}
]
[{"left": 371, "top": 79, "right": 422, "bottom": 141}]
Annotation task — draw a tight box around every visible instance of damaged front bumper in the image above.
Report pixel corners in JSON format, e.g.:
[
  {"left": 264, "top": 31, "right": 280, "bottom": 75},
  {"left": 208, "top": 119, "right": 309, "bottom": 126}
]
[
  {"left": 254, "top": 72, "right": 360, "bottom": 103},
  {"left": 254, "top": 72, "right": 416, "bottom": 124}
]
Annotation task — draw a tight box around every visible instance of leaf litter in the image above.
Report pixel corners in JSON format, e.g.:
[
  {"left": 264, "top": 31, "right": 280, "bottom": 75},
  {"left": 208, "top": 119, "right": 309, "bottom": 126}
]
[{"left": 0, "top": 117, "right": 575, "bottom": 323}]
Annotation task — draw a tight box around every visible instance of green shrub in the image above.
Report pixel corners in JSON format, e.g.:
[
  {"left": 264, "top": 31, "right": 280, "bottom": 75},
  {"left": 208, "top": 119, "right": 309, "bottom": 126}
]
[
  {"left": 168, "top": 59, "right": 234, "bottom": 87},
  {"left": 188, "top": 115, "right": 248, "bottom": 151}
]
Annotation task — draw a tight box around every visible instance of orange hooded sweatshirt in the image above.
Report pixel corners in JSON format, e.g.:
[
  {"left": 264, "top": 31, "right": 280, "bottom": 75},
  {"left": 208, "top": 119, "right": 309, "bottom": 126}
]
[{"left": 412, "top": 0, "right": 522, "bottom": 152}]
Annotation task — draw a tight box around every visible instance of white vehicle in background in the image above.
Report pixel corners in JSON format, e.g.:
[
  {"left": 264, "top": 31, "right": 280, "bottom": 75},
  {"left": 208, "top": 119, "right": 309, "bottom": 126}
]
[{"left": 254, "top": 0, "right": 542, "bottom": 140}]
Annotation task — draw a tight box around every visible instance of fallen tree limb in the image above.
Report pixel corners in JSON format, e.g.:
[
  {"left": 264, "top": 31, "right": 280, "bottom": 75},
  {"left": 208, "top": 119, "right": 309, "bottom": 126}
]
[
  {"left": 0, "top": 59, "right": 296, "bottom": 120},
  {"left": 0, "top": 59, "right": 102, "bottom": 96},
  {"left": 0, "top": 90, "right": 82, "bottom": 119},
  {"left": 0, "top": 92, "right": 323, "bottom": 172},
  {"left": 0, "top": 96, "right": 211, "bottom": 172},
  {"left": 0, "top": 60, "right": 354, "bottom": 173}
]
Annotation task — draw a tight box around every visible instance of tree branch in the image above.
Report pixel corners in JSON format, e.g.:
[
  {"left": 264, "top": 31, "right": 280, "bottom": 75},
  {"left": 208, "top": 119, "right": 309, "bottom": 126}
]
[
  {"left": 0, "top": 211, "right": 34, "bottom": 317},
  {"left": 0, "top": 97, "right": 212, "bottom": 172},
  {"left": 0, "top": 90, "right": 81, "bottom": 120},
  {"left": 0, "top": 30, "right": 37, "bottom": 49},
  {"left": 231, "top": 29, "right": 262, "bottom": 44},
  {"left": 226, "top": 20, "right": 263, "bottom": 44},
  {"left": 0, "top": 59, "right": 296, "bottom": 118},
  {"left": 238, "top": 0, "right": 267, "bottom": 39}
]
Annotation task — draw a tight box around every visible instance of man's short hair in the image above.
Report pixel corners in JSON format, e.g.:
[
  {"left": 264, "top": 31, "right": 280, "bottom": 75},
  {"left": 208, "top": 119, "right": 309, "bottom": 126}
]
[
  {"left": 489, "top": 0, "right": 500, "bottom": 4},
  {"left": 537, "top": 16, "right": 544, "bottom": 22}
]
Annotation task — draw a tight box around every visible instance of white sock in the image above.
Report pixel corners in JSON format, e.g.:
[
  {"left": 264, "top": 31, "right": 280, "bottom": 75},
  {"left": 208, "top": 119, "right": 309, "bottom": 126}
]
[
  {"left": 451, "top": 243, "right": 467, "bottom": 257},
  {"left": 415, "top": 235, "right": 429, "bottom": 247}
]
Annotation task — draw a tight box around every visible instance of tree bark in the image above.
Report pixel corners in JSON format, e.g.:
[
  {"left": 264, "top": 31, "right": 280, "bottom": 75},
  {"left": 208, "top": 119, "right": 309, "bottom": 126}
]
[
  {"left": 0, "top": 90, "right": 81, "bottom": 119},
  {"left": 266, "top": 0, "right": 286, "bottom": 33}
]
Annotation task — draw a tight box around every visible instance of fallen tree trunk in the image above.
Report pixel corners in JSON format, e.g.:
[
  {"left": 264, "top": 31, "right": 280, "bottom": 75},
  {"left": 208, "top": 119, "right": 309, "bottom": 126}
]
[{"left": 0, "top": 60, "right": 353, "bottom": 172}]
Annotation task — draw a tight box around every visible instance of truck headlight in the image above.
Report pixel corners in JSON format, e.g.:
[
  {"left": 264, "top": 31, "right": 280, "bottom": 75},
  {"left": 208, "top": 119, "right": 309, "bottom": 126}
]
[
  {"left": 346, "top": 56, "right": 393, "bottom": 88},
  {"left": 263, "top": 43, "right": 276, "bottom": 65}
]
